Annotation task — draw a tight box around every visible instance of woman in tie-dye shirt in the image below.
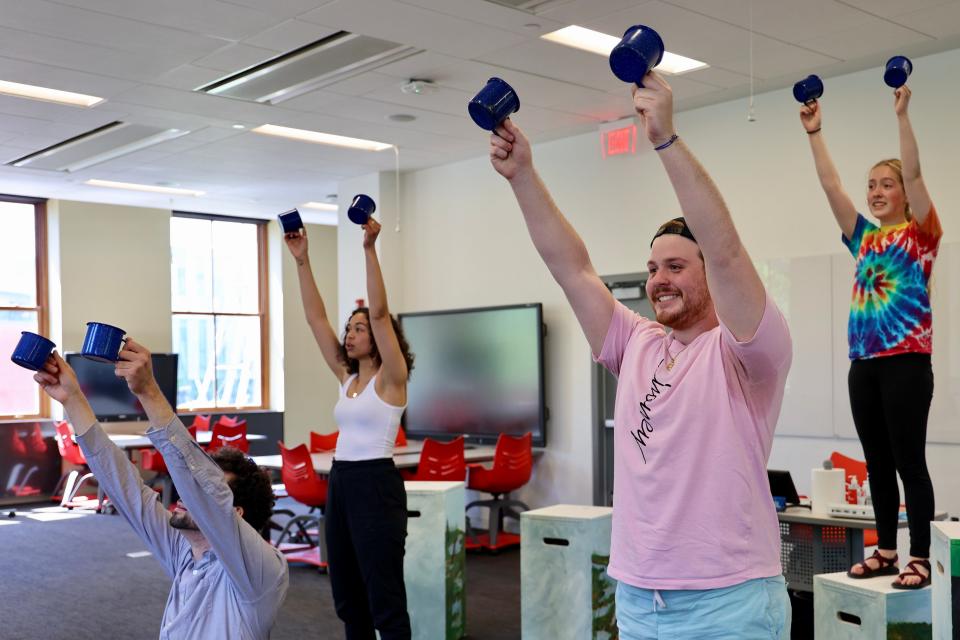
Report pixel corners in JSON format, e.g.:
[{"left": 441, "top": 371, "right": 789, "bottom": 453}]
[{"left": 801, "top": 84, "right": 941, "bottom": 590}]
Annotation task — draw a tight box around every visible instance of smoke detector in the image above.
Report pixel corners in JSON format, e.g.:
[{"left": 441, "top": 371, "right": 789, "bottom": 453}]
[{"left": 400, "top": 79, "right": 437, "bottom": 95}]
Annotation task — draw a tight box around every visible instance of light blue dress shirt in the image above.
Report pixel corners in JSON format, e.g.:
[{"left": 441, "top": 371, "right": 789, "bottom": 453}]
[{"left": 78, "top": 417, "right": 289, "bottom": 639}]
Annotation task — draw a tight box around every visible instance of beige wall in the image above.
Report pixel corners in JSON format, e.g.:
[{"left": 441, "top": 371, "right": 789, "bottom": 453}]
[{"left": 281, "top": 222, "right": 340, "bottom": 447}]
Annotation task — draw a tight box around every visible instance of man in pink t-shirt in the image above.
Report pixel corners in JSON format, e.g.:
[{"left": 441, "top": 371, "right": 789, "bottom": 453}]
[{"left": 488, "top": 71, "right": 792, "bottom": 639}]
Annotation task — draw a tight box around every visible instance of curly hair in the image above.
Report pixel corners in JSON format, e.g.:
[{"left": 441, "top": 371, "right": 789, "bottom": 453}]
[
  {"left": 210, "top": 446, "right": 275, "bottom": 533},
  {"left": 337, "top": 307, "right": 415, "bottom": 380}
]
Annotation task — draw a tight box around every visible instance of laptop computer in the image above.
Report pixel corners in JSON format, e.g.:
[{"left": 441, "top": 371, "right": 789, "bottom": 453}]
[{"left": 767, "top": 469, "right": 801, "bottom": 506}]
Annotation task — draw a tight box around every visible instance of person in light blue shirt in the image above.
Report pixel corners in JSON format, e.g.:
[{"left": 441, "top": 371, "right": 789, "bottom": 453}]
[{"left": 33, "top": 340, "right": 289, "bottom": 640}]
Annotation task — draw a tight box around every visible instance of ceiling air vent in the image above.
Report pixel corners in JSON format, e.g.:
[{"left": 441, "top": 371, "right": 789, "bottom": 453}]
[
  {"left": 480, "top": 0, "right": 575, "bottom": 13},
  {"left": 8, "top": 122, "right": 189, "bottom": 172},
  {"left": 196, "top": 31, "right": 422, "bottom": 104}
]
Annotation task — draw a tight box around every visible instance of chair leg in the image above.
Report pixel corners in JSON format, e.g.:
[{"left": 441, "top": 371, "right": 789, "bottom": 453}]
[{"left": 59, "top": 470, "right": 79, "bottom": 507}]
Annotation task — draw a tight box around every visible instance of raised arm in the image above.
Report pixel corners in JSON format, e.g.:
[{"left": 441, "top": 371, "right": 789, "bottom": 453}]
[
  {"left": 117, "top": 339, "right": 286, "bottom": 601},
  {"left": 362, "top": 219, "right": 408, "bottom": 404},
  {"left": 284, "top": 229, "right": 348, "bottom": 382},
  {"left": 489, "top": 118, "right": 614, "bottom": 355},
  {"left": 33, "top": 352, "right": 182, "bottom": 576},
  {"left": 634, "top": 71, "right": 765, "bottom": 341},
  {"left": 894, "top": 86, "right": 933, "bottom": 224},
  {"left": 800, "top": 100, "right": 858, "bottom": 239}
]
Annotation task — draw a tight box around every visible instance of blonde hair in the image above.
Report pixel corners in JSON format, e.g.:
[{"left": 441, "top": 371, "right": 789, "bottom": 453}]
[{"left": 870, "top": 158, "right": 912, "bottom": 220}]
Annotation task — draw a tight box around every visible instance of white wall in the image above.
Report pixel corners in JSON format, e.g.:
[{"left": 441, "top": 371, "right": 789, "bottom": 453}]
[
  {"left": 383, "top": 46, "right": 960, "bottom": 517},
  {"left": 281, "top": 222, "right": 340, "bottom": 446}
]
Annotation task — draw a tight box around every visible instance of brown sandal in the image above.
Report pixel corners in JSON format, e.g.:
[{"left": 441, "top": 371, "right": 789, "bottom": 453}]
[
  {"left": 891, "top": 559, "right": 931, "bottom": 590},
  {"left": 847, "top": 549, "right": 899, "bottom": 579}
]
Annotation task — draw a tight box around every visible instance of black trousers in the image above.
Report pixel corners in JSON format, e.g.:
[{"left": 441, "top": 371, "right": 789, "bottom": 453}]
[
  {"left": 325, "top": 458, "right": 411, "bottom": 640},
  {"left": 848, "top": 353, "right": 935, "bottom": 558}
]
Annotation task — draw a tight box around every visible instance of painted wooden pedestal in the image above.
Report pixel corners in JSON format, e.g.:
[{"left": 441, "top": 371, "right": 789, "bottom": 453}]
[
  {"left": 931, "top": 521, "right": 960, "bottom": 640},
  {"left": 404, "top": 481, "right": 466, "bottom": 640},
  {"left": 521, "top": 504, "right": 616, "bottom": 640},
  {"left": 814, "top": 571, "right": 931, "bottom": 639}
]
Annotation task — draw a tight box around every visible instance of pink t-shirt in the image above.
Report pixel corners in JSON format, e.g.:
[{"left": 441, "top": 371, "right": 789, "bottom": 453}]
[{"left": 595, "top": 294, "right": 791, "bottom": 590}]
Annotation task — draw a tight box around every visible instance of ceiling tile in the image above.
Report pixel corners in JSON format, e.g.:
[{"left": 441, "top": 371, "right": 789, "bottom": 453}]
[
  {"left": 797, "top": 20, "right": 933, "bottom": 61},
  {"left": 893, "top": 2, "right": 960, "bottom": 38},
  {"left": 243, "top": 19, "right": 340, "bottom": 51},
  {"left": 193, "top": 43, "right": 282, "bottom": 72},
  {"left": 834, "top": 0, "right": 955, "bottom": 20}
]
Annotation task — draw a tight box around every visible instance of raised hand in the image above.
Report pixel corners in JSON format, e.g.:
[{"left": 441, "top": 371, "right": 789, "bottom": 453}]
[
  {"left": 489, "top": 118, "right": 532, "bottom": 181},
  {"left": 284, "top": 228, "right": 308, "bottom": 261},
  {"left": 894, "top": 85, "right": 911, "bottom": 117},
  {"left": 33, "top": 351, "right": 81, "bottom": 405},
  {"left": 800, "top": 99, "right": 822, "bottom": 133},
  {"left": 362, "top": 217, "right": 381, "bottom": 249},
  {"left": 115, "top": 338, "right": 158, "bottom": 397},
  {"left": 632, "top": 71, "right": 675, "bottom": 147}
]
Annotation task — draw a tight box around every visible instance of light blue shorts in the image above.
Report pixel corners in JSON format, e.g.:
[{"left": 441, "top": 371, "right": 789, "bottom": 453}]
[{"left": 615, "top": 575, "right": 791, "bottom": 640}]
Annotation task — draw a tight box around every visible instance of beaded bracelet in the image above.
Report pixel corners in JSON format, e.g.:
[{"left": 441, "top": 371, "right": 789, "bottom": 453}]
[{"left": 807, "top": 127, "right": 822, "bottom": 135}]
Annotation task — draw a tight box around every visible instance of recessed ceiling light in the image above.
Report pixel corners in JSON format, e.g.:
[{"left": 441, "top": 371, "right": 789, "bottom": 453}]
[
  {"left": 251, "top": 124, "right": 393, "bottom": 151},
  {"left": 541, "top": 26, "right": 708, "bottom": 75},
  {"left": 0, "top": 79, "right": 104, "bottom": 107},
  {"left": 232, "top": 124, "right": 246, "bottom": 129},
  {"left": 388, "top": 114, "right": 417, "bottom": 122},
  {"left": 84, "top": 179, "right": 204, "bottom": 196},
  {"left": 303, "top": 202, "right": 338, "bottom": 211}
]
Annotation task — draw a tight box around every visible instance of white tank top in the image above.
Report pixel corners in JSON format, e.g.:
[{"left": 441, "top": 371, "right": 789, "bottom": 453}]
[{"left": 332, "top": 373, "right": 406, "bottom": 461}]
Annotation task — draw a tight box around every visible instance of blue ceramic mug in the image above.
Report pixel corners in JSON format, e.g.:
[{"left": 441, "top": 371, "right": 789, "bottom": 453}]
[
  {"left": 609, "top": 24, "right": 665, "bottom": 86},
  {"left": 793, "top": 74, "right": 824, "bottom": 104},
  {"left": 468, "top": 77, "right": 520, "bottom": 131},
  {"left": 884, "top": 55, "right": 912, "bottom": 88},
  {"left": 278, "top": 208, "right": 303, "bottom": 234},
  {"left": 10, "top": 331, "right": 56, "bottom": 371},
  {"left": 347, "top": 194, "right": 376, "bottom": 225},
  {"left": 81, "top": 322, "right": 126, "bottom": 363}
]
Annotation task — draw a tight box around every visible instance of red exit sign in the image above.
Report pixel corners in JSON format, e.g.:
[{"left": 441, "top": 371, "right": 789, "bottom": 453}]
[{"left": 600, "top": 123, "right": 637, "bottom": 158}]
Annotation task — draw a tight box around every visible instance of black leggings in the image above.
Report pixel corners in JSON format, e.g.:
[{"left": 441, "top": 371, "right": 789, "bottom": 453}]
[
  {"left": 326, "top": 458, "right": 410, "bottom": 640},
  {"left": 848, "top": 353, "right": 934, "bottom": 558}
]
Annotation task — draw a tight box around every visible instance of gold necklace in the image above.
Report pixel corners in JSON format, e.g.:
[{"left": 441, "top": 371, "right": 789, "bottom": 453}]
[{"left": 663, "top": 338, "right": 689, "bottom": 371}]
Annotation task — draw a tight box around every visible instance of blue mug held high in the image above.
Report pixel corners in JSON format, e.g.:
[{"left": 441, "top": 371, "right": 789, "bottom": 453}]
[
  {"left": 278, "top": 208, "right": 303, "bottom": 234},
  {"left": 468, "top": 77, "right": 520, "bottom": 131},
  {"left": 347, "top": 194, "right": 376, "bottom": 225},
  {"left": 81, "top": 322, "right": 126, "bottom": 363},
  {"left": 793, "top": 74, "right": 824, "bottom": 104},
  {"left": 609, "top": 24, "right": 665, "bottom": 86},
  {"left": 10, "top": 331, "right": 56, "bottom": 371},
  {"left": 884, "top": 55, "right": 912, "bottom": 88}
]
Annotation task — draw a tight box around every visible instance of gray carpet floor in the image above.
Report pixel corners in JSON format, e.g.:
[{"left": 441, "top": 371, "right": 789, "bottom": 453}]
[{"left": 0, "top": 500, "right": 520, "bottom": 640}]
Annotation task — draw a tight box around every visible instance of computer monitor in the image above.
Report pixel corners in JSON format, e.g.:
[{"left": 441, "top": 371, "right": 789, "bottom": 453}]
[
  {"left": 767, "top": 469, "right": 801, "bottom": 505},
  {"left": 65, "top": 352, "right": 179, "bottom": 422}
]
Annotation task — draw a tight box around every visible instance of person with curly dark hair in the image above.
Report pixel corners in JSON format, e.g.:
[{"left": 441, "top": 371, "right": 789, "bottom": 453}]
[
  {"left": 286, "top": 216, "right": 414, "bottom": 639},
  {"left": 32, "top": 339, "right": 288, "bottom": 639}
]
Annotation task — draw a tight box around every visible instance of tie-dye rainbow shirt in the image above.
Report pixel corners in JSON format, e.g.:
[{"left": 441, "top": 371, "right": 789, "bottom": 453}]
[{"left": 842, "top": 206, "right": 942, "bottom": 360}]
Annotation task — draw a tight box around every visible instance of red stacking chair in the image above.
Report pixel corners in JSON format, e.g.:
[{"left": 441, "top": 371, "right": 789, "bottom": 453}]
[
  {"left": 3, "top": 425, "right": 43, "bottom": 498},
  {"left": 208, "top": 421, "right": 249, "bottom": 453},
  {"left": 395, "top": 426, "right": 407, "bottom": 447},
  {"left": 309, "top": 431, "right": 339, "bottom": 453},
  {"left": 190, "top": 414, "right": 212, "bottom": 432},
  {"left": 141, "top": 426, "right": 197, "bottom": 507},
  {"left": 830, "top": 451, "right": 879, "bottom": 547},
  {"left": 53, "top": 421, "right": 109, "bottom": 513},
  {"left": 466, "top": 433, "right": 533, "bottom": 551},
  {"left": 275, "top": 442, "right": 328, "bottom": 570},
  {"left": 402, "top": 437, "right": 466, "bottom": 482},
  {"left": 215, "top": 415, "right": 241, "bottom": 427}
]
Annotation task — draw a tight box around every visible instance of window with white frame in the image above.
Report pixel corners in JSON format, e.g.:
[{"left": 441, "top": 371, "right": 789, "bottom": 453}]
[{"left": 170, "top": 214, "right": 267, "bottom": 411}]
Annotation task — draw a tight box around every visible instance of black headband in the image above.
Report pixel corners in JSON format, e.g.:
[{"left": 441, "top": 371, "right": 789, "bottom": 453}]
[{"left": 650, "top": 216, "right": 697, "bottom": 247}]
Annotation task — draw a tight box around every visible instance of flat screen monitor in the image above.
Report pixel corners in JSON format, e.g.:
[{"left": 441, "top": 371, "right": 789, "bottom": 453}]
[
  {"left": 767, "top": 469, "right": 801, "bottom": 506},
  {"left": 399, "top": 303, "right": 546, "bottom": 446},
  {"left": 65, "top": 352, "right": 179, "bottom": 422}
]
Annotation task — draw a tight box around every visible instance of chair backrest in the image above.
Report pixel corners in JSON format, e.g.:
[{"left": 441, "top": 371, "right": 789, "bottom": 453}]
[
  {"left": 54, "top": 421, "right": 86, "bottom": 466},
  {"left": 215, "top": 415, "right": 241, "bottom": 427},
  {"left": 394, "top": 426, "right": 407, "bottom": 447},
  {"left": 309, "top": 430, "right": 339, "bottom": 453},
  {"left": 209, "top": 422, "right": 249, "bottom": 453},
  {"left": 411, "top": 436, "right": 466, "bottom": 481},
  {"left": 491, "top": 432, "right": 533, "bottom": 487},
  {"left": 191, "top": 414, "right": 212, "bottom": 431},
  {"left": 278, "top": 442, "right": 327, "bottom": 508}
]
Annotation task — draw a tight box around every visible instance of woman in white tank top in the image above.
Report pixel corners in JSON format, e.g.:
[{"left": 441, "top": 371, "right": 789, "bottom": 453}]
[{"left": 285, "top": 216, "right": 415, "bottom": 639}]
